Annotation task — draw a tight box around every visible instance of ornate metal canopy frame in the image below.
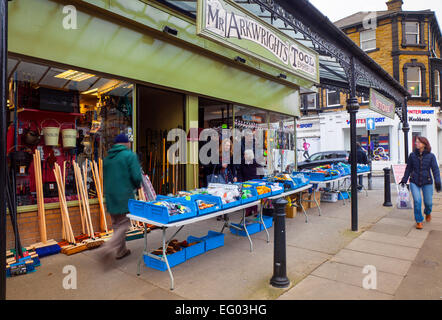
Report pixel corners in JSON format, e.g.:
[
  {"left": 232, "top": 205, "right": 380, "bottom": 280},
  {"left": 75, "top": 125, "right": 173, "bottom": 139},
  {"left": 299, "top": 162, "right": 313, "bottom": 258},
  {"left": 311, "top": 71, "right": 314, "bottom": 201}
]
[{"left": 242, "top": 0, "right": 408, "bottom": 120}]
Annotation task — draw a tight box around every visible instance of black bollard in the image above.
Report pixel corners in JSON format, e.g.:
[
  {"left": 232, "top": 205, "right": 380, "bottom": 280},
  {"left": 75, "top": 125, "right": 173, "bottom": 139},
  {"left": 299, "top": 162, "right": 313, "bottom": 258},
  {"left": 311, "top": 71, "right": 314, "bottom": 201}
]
[
  {"left": 383, "top": 167, "right": 392, "bottom": 207},
  {"left": 270, "top": 198, "right": 290, "bottom": 288}
]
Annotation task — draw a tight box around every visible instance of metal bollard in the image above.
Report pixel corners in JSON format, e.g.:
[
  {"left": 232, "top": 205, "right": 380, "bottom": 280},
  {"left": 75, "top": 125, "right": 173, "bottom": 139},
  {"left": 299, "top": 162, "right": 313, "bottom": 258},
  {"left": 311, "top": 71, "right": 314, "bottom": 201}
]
[
  {"left": 270, "top": 198, "right": 290, "bottom": 288},
  {"left": 368, "top": 161, "right": 373, "bottom": 190},
  {"left": 383, "top": 167, "right": 392, "bottom": 207}
]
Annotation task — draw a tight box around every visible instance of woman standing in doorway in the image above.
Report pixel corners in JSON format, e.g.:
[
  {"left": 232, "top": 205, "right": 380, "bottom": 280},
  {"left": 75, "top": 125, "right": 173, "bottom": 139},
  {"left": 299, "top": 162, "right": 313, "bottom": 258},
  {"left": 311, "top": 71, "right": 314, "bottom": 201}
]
[{"left": 400, "top": 136, "right": 441, "bottom": 229}]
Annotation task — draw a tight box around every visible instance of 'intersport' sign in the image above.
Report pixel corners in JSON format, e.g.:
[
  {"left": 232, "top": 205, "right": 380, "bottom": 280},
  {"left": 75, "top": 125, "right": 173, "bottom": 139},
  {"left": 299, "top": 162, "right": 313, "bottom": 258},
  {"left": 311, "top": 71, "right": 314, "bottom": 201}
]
[
  {"left": 197, "top": 0, "right": 319, "bottom": 83},
  {"left": 369, "top": 88, "right": 395, "bottom": 119}
]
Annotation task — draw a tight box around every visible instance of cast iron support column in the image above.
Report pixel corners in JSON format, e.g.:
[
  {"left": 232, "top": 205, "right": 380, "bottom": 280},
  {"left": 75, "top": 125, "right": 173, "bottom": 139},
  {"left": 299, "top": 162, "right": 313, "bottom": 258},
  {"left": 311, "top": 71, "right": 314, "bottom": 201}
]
[
  {"left": 1, "top": 0, "right": 9, "bottom": 301},
  {"left": 270, "top": 198, "right": 290, "bottom": 288},
  {"left": 402, "top": 98, "right": 410, "bottom": 163},
  {"left": 383, "top": 168, "right": 393, "bottom": 207},
  {"left": 347, "top": 97, "right": 360, "bottom": 231}
]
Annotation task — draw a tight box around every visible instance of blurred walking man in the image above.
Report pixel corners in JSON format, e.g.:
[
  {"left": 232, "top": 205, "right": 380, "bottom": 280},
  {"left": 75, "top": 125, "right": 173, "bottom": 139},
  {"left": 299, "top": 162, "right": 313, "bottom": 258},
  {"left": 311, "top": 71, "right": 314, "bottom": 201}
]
[{"left": 97, "top": 133, "right": 142, "bottom": 267}]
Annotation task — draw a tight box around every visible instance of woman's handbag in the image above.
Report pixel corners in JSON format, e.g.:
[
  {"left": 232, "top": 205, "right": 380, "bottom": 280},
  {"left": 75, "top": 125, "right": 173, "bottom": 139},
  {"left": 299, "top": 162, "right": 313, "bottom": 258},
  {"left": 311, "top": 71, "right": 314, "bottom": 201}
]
[
  {"left": 206, "top": 166, "right": 227, "bottom": 185},
  {"left": 397, "top": 184, "right": 412, "bottom": 209}
]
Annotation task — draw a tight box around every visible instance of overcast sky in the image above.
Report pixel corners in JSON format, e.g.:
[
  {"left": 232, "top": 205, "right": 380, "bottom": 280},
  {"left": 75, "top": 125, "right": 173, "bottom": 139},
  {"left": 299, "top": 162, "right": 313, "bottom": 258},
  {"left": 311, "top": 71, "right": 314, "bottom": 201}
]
[{"left": 309, "top": 0, "right": 442, "bottom": 24}]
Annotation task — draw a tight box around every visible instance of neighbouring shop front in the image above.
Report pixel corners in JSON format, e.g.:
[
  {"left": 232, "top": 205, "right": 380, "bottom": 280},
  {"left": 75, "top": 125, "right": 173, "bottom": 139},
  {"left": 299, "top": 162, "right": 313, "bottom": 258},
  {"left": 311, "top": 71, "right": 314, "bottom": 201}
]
[{"left": 5, "top": 0, "right": 318, "bottom": 248}]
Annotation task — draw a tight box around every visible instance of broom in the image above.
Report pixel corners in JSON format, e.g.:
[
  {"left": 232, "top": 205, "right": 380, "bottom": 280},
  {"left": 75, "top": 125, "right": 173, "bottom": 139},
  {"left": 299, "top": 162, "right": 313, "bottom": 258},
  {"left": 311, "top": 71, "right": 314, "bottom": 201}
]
[
  {"left": 31, "top": 149, "right": 61, "bottom": 257},
  {"left": 92, "top": 160, "right": 108, "bottom": 234}
]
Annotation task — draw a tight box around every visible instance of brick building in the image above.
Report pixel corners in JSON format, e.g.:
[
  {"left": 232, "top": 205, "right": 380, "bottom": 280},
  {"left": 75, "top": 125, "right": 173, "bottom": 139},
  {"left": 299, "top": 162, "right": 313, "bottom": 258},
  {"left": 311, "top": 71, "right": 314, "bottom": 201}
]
[{"left": 297, "top": 0, "right": 442, "bottom": 168}]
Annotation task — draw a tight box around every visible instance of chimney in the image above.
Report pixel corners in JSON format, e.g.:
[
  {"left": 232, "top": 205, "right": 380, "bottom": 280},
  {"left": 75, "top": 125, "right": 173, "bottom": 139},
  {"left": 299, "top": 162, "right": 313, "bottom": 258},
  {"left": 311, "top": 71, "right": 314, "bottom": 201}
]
[{"left": 386, "top": 0, "right": 403, "bottom": 12}]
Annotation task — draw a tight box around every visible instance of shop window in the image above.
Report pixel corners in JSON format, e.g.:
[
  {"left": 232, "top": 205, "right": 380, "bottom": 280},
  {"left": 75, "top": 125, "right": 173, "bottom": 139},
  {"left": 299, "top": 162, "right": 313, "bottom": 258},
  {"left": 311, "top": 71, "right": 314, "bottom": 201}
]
[
  {"left": 7, "top": 58, "right": 133, "bottom": 207},
  {"left": 305, "top": 93, "right": 317, "bottom": 109},
  {"left": 326, "top": 90, "right": 341, "bottom": 107},
  {"left": 406, "top": 67, "right": 422, "bottom": 97},
  {"left": 357, "top": 133, "right": 390, "bottom": 162},
  {"left": 434, "top": 70, "right": 440, "bottom": 103},
  {"left": 405, "top": 22, "right": 419, "bottom": 45},
  {"left": 360, "top": 29, "right": 376, "bottom": 51}
]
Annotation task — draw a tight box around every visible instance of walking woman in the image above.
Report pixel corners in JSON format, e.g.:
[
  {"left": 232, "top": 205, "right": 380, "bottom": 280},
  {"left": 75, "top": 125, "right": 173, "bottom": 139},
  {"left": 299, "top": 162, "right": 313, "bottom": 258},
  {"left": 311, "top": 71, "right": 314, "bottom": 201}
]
[{"left": 400, "top": 136, "right": 441, "bottom": 229}]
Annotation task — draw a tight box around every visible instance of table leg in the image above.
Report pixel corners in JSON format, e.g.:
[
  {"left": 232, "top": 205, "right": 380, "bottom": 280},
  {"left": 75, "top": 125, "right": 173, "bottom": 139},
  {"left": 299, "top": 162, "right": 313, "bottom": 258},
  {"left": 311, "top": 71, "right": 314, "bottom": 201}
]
[
  {"left": 313, "top": 188, "right": 322, "bottom": 216},
  {"left": 137, "top": 224, "right": 149, "bottom": 276},
  {"left": 161, "top": 227, "right": 174, "bottom": 290},
  {"left": 259, "top": 202, "right": 270, "bottom": 243},
  {"left": 243, "top": 208, "right": 253, "bottom": 252}
]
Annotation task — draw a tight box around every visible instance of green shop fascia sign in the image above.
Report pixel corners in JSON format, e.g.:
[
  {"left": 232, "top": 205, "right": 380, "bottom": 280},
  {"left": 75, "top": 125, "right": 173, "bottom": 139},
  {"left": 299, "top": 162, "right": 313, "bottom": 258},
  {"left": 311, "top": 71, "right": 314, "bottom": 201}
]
[{"left": 197, "top": 0, "right": 319, "bottom": 83}]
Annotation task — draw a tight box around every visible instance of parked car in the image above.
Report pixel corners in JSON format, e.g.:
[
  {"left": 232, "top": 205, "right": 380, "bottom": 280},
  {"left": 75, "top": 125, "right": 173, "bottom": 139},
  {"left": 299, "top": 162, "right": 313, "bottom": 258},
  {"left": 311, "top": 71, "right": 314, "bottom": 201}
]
[{"left": 286, "top": 150, "right": 350, "bottom": 172}]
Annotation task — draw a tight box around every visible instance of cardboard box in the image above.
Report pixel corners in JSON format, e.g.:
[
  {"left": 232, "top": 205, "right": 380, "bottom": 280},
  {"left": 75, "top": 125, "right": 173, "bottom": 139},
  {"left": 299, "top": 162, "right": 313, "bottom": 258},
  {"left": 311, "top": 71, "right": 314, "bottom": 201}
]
[{"left": 285, "top": 205, "right": 297, "bottom": 218}]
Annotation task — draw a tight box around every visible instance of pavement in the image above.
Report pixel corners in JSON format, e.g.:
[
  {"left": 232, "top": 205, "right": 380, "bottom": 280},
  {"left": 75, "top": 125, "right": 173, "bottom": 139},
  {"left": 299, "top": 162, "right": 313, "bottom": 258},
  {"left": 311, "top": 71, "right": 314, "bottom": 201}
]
[{"left": 6, "top": 177, "right": 442, "bottom": 300}]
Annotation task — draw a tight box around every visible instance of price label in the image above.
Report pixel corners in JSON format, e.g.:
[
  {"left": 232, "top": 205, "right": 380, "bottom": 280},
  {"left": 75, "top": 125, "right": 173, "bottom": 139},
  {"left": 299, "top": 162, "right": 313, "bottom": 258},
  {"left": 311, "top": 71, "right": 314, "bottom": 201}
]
[{"left": 185, "top": 196, "right": 191, "bottom": 201}]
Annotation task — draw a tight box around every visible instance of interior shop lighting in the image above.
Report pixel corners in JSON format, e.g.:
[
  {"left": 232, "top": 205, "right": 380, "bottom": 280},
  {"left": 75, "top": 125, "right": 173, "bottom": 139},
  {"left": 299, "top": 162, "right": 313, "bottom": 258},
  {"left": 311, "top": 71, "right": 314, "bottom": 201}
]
[
  {"left": 278, "top": 73, "right": 287, "bottom": 79},
  {"left": 163, "top": 26, "right": 178, "bottom": 36},
  {"left": 234, "top": 56, "right": 246, "bottom": 64},
  {"left": 55, "top": 70, "right": 95, "bottom": 82},
  {"left": 81, "top": 88, "right": 99, "bottom": 95}
]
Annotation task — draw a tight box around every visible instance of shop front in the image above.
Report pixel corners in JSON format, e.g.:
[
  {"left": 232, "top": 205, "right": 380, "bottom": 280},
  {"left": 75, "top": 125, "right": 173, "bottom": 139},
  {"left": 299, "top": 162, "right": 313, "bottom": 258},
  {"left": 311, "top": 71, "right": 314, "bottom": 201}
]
[
  {"left": 407, "top": 107, "right": 439, "bottom": 160},
  {"left": 6, "top": 0, "right": 318, "bottom": 248}
]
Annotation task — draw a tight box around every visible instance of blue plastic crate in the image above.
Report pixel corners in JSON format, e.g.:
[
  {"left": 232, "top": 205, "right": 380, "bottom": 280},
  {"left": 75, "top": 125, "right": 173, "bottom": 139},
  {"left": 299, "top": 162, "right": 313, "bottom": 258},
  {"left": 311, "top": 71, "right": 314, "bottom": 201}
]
[
  {"left": 202, "top": 231, "right": 224, "bottom": 251},
  {"left": 128, "top": 198, "right": 197, "bottom": 224},
  {"left": 189, "top": 194, "right": 222, "bottom": 216},
  {"left": 338, "top": 191, "right": 349, "bottom": 200},
  {"left": 221, "top": 199, "right": 242, "bottom": 210},
  {"left": 238, "top": 183, "right": 259, "bottom": 204},
  {"left": 308, "top": 172, "right": 327, "bottom": 181},
  {"left": 144, "top": 249, "right": 186, "bottom": 271},
  {"left": 255, "top": 215, "right": 273, "bottom": 231},
  {"left": 185, "top": 236, "right": 206, "bottom": 259},
  {"left": 156, "top": 195, "right": 171, "bottom": 201},
  {"left": 230, "top": 222, "right": 261, "bottom": 236}
]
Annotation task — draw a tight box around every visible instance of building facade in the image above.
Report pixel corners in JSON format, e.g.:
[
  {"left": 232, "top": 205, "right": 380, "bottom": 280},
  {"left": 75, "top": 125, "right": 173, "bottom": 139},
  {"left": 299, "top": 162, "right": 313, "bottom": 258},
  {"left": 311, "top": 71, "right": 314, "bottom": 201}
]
[{"left": 299, "top": 0, "right": 442, "bottom": 167}]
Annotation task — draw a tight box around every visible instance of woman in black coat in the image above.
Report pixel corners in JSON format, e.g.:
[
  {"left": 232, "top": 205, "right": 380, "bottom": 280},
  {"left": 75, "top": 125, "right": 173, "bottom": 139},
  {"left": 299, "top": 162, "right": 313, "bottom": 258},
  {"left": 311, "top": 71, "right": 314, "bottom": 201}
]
[{"left": 400, "top": 136, "right": 441, "bottom": 230}]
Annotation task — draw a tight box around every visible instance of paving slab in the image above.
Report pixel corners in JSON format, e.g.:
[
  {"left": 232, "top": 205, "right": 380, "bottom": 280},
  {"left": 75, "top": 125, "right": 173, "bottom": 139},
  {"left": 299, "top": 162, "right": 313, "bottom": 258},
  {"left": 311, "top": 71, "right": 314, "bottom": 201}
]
[
  {"left": 331, "top": 249, "right": 412, "bottom": 276},
  {"left": 345, "top": 238, "right": 419, "bottom": 261},
  {"left": 277, "top": 275, "right": 393, "bottom": 300},
  {"left": 406, "top": 228, "right": 430, "bottom": 240},
  {"left": 311, "top": 261, "right": 404, "bottom": 295},
  {"left": 394, "top": 231, "right": 442, "bottom": 300},
  {"left": 359, "top": 231, "right": 425, "bottom": 249},
  {"left": 368, "top": 223, "right": 412, "bottom": 237},
  {"left": 6, "top": 250, "right": 174, "bottom": 300},
  {"left": 377, "top": 217, "right": 416, "bottom": 228}
]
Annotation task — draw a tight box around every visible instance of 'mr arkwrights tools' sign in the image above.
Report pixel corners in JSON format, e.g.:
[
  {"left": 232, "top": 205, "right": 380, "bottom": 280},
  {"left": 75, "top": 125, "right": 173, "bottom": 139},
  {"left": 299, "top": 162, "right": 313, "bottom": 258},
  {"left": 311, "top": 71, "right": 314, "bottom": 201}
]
[{"left": 197, "top": 0, "right": 319, "bottom": 83}]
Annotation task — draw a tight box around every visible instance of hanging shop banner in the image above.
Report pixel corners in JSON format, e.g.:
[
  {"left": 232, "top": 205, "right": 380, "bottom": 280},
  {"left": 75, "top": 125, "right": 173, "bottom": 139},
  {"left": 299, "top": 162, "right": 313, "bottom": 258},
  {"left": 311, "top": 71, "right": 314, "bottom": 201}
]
[
  {"left": 196, "top": 0, "right": 319, "bottom": 83},
  {"left": 369, "top": 88, "right": 396, "bottom": 120}
]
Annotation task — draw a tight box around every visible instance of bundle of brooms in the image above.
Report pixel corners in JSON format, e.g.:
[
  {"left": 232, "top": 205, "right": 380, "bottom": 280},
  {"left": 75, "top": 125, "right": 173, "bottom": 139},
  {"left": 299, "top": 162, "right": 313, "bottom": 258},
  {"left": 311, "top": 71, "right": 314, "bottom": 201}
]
[{"left": 53, "top": 161, "right": 105, "bottom": 255}]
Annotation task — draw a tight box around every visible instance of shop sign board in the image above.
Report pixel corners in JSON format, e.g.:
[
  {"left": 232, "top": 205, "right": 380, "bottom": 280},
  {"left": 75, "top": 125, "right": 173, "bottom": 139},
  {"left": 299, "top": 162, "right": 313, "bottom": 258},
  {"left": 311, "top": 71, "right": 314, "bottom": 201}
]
[
  {"left": 369, "top": 88, "right": 395, "bottom": 120},
  {"left": 196, "top": 0, "right": 319, "bottom": 83},
  {"left": 408, "top": 109, "right": 435, "bottom": 122},
  {"left": 391, "top": 164, "right": 408, "bottom": 185}
]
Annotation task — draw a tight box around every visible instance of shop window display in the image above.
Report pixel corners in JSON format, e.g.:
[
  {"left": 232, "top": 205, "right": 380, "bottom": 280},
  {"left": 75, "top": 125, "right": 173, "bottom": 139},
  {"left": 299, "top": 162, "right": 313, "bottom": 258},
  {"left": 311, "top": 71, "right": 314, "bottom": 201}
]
[
  {"left": 6, "top": 58, "right": 133, "bottom": 207},
  {"left": 358, "top": 134, "right": 390, "bottom": 161}
]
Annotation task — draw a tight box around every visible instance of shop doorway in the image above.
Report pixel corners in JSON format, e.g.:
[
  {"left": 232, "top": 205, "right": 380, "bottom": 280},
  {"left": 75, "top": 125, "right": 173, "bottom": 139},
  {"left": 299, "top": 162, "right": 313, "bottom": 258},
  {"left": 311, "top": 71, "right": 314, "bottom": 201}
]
[{"left": 137, "top": 85, "right": 185, "bottom": 195}]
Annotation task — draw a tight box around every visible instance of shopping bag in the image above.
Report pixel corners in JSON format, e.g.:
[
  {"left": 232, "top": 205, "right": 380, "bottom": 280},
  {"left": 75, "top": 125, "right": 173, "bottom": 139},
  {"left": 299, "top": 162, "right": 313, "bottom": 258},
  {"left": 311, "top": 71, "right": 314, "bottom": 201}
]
[{"left": 397, "top": 184, "right": 412, "bottom": 209}]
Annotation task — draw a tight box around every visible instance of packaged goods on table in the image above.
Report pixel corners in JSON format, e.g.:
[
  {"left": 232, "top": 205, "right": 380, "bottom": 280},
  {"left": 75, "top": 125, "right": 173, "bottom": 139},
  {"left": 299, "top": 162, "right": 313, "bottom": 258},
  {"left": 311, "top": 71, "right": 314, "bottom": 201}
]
[
  {"left": 206, "top": 183, "right": 241, "bottom": 204},
  {"left": 267, "top": 174, "right": 296, "bottom": 191},
  {"left": 152, "top": 201, "right": 192, "bottom": 216}
]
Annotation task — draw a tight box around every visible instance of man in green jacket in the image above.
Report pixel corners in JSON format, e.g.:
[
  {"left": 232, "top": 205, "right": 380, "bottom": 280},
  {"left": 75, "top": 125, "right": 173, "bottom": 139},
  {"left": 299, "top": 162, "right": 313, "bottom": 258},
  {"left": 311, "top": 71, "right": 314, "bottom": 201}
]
[{"left": 98, "top": 133, "right": 142, "bottom": 264}]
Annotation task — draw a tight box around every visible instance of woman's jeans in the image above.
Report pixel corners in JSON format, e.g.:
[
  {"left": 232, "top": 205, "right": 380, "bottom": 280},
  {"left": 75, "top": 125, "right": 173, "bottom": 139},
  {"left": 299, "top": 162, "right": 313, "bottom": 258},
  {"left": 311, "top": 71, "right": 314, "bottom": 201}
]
[{"left": 409, "top": 183, "right": 433, "bottom": 223}]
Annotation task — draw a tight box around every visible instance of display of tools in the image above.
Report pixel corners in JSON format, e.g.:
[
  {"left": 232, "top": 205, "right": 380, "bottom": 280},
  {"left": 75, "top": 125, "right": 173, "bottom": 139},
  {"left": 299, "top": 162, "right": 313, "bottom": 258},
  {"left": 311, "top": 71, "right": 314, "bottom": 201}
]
[{"left": 91, "top": 160, "right": 108, "bottom": 234}]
